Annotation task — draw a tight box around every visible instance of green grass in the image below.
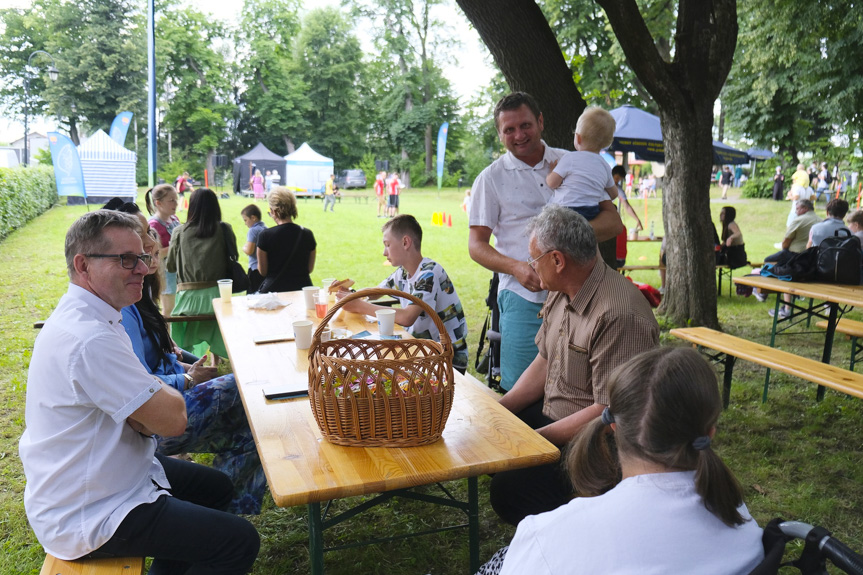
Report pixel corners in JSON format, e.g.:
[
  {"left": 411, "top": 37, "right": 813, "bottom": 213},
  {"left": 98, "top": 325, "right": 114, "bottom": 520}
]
[{"left": 1, "top": 185, "right": 861, "bottom": 573}]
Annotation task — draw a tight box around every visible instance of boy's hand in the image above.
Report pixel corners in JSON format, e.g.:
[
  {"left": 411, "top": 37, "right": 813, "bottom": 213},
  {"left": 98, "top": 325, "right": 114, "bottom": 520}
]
[{"left": 548, "top": 159, "right": 558, "bottom": 171}]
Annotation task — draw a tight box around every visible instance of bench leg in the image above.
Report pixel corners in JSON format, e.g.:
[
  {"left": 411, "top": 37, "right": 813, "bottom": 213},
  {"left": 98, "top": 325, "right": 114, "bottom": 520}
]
[
  {"left": 308, "top": 502, "right": 325, "bottom": 575},
  {"left": 722, "top": 354, "right": 735, "bottom": 409},
  {"left": 852, "top": 336, "right": 861, "bottom": 371},
  {"left": 816, "top": 303, "right": 840, "bottom": 402}
]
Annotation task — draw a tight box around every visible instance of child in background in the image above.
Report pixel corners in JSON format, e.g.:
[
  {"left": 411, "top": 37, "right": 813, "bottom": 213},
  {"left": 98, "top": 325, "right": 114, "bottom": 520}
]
[
  {"left": 241, "top": 204, "right": 267, "bottom": 293},
  {"left": 545, "top": 107, "right": 618, "bottom": 221}
]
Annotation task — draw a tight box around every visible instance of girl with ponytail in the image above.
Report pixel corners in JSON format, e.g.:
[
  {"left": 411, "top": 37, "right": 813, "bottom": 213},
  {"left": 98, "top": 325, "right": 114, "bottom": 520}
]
[{"left": 496, "top": 347, "right": 764, "bottom": 575}]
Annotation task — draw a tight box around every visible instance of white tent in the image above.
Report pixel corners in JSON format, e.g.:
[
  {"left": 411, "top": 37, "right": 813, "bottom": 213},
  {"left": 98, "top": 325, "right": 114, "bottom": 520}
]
[
  {"left": 284, "top": 143, "right": 333, "bottom": 196},
  {"left": 78, "top": 129, "right": 137, "bottom": 203}
]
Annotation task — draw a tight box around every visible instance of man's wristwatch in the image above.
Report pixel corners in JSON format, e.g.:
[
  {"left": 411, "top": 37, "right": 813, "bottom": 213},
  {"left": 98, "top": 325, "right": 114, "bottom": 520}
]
[{"left": 183, "top": 373, "right": 195, "bottom": 390}]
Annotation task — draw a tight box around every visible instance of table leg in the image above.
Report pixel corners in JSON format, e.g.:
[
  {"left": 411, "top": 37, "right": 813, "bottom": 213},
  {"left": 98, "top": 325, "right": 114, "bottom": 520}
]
[
  {"left": 468, "top": 476, "right": 479, "bottom": 574},
  {"left": 308, "top": 502, "right": 325, "bottom": 575},
  {"left": 817, "top": 303, "right": 839, "bottom": 401},
  {"left": 763, "top": 295, "right": 782, "bottom": 402}
]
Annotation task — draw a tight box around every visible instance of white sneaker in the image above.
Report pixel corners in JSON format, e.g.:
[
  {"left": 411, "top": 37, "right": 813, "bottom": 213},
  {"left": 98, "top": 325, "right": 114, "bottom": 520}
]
[
  {"left": 658, "top": 287, "right": 665, "bottom": 295},
  {"left": 768, "top": 308, "right": 790, "bottom": 319},
  {"left": 754, "top": 291, "right": 768, "bottom": 302}
]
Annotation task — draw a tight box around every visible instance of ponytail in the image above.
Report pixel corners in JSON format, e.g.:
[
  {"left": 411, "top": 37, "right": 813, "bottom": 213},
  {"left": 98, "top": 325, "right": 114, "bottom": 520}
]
[
  {"left": 567, "top": 416, "right": 620, "bottom": 497},
  {"left": 144, "top": 188, "right": 155, "bottom": 215},
  {"left": 694, "top": 446, "right": 746, "bottom": 526}
]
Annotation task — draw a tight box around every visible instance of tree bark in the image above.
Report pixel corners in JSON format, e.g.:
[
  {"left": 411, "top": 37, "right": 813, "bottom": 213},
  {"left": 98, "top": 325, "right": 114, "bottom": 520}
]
[{"left": 454, "top": 0, "right": 585, "bottom": 149}]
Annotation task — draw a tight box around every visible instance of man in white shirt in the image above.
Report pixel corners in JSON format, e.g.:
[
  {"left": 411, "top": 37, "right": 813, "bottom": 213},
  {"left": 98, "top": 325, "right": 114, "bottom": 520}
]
[
  {"left": 468, "top": 92, "right": 623, "bottom": 391},
  {"left": 19, "top": 210, "right": 259, "bottom": 572}
]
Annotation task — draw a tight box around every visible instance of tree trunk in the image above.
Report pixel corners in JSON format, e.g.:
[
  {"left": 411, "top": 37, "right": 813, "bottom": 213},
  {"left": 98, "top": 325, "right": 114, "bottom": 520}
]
[
  {"left": 69, "top": 117, "right": 80, "bottom": 146},
  {"left": 455, "top": 0, "right": 585, "bottom": 149},
  {"left": 283, "top": 137, "right": 295, "bottom": 154},
  {"left": 597, "top": 0, "right": 737, "bottom": 328}
]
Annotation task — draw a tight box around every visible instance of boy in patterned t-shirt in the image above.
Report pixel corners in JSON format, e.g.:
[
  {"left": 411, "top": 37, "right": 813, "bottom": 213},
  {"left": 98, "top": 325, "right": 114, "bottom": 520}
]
[{"left": 336, "top": 214, "right": 469, "bottom": 372}]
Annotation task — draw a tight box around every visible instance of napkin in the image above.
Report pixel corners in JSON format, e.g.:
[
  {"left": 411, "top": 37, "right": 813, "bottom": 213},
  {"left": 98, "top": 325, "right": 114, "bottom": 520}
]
[{"left": 247, "top": 293, "right": 291, "bottom": 311}]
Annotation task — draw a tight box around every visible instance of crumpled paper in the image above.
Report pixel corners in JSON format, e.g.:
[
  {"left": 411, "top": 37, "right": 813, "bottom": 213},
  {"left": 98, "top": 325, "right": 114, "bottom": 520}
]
[{"left": 246, "top": 293, "right": 291, "bottom": 311}]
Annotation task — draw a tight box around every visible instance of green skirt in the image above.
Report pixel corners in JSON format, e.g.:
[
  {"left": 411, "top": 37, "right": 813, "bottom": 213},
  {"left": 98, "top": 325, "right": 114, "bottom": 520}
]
[{"left": 172, "top": 286, "right": 227, "bottom": 358}]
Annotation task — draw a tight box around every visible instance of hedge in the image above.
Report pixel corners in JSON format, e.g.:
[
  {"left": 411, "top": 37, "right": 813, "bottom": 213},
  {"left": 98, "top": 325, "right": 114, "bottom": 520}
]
[{"left": 0, "top": 166, "right": 58, "bottom": 242}]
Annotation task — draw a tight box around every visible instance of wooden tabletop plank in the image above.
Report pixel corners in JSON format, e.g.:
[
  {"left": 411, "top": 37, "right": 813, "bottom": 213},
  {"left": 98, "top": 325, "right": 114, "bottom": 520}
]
[
  {"left": 733, "top": 276, "right": 863, "bottom": 307},
  {"left": 670, "top": 327, "right": 863, "bottom": 399},
  {"left": 215, "top": 291, "right": 559, "bottom": 508}
]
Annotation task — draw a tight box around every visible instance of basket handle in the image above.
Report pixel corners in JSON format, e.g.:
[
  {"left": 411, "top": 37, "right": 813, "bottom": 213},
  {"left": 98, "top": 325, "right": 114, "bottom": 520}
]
[{"left": 311, "top": 287, "right": 452, "bottom": 350}]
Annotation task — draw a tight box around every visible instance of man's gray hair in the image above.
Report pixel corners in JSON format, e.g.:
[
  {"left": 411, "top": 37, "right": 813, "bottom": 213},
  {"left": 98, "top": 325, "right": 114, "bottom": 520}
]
[
  {"left": 527, "top": 205, "right": 597, "bottom": 265},
  {"left": 65, "top": 209, "right": 141, "bottom": 278},
  {"left": 796, "top": 199, "right": 814, "bottom": 211}
]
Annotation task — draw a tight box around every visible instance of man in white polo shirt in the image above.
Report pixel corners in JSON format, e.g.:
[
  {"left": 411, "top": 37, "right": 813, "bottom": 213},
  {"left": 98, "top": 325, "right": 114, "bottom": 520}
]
[
  {"left": 468, "top": 92, "right": 623, "bottom": 391},
  {"left": 19, "top": 210, "right": 259, "bottom": 572}
]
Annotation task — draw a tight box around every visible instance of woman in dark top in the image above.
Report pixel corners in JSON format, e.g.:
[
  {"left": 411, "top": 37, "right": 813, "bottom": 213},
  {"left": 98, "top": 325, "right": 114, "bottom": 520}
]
[{"left": 257, "top": 186, "right": 317, "bottom": 293}]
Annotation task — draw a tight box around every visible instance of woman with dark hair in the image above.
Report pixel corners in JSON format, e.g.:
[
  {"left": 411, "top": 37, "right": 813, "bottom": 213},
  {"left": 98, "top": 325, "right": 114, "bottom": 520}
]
[
  {"left": 718, "top": 205, "right": 748, "bottom": 269},
  {"left": 105, "top": 199, "right": 266, "bottom": 515},
  {"left": 167, "top": 188, "right": 239, "bottom": 358},
  {"left": 489, "top": 347, "right": 763, "bottom": 575},
  {"left": 256, "top": 186, "right": 317, "bottom": 293}
]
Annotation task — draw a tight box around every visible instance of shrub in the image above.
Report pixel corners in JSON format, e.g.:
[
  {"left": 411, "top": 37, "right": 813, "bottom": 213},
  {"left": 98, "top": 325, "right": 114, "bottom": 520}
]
[
  {"left": 741, "top": 177, "right": 772, "bottom": 199},
  {"left": 0, "top": 166, "right": 58, "bottom": 242}
]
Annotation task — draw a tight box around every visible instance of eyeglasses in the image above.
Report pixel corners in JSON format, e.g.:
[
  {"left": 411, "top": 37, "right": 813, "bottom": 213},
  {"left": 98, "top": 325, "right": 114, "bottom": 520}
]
[
  {"left": 85, "top": 253, "right": 153, "bottom": 269},
  {"left": 527, "top": 250, "right": 552, "bottom": 270}
]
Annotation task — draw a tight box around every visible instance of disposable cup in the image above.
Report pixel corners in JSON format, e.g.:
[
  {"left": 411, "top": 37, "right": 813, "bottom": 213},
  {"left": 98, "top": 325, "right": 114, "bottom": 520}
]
[
  {"left": 302, "top": 286, "right": 319, "bottom": 310},
  {"left": 322, "top": 278, "right": 336, "bottom": 301},
  {"left": 292, "top": 320, "right": 314, "bottom": 350},
  {"left": 315, "top": 290, "right": 328, "bottom": 319},
  {"left": 217, "top": 279, "right": 233, "bottom": 303},
  {"left": 376, "top": 309, "right": 396, "bottom": 337},
  {"left": 321, "top": 329, "right": 332, "bottom": 342}
]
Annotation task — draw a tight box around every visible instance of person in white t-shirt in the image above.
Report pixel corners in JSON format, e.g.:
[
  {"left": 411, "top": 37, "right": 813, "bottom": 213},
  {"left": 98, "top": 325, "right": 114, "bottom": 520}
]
[
  {"left": 337, "top": 214, "right": 469, "bottom": 371},
  {"left": 545, "top": 106, "right": 618, "bottom": 221},
  {"left": 492, "top": 347, "right": 763, "bottom": 575},
  {"left": 468, "top": 92, "right": 623, "bottom": 391}
]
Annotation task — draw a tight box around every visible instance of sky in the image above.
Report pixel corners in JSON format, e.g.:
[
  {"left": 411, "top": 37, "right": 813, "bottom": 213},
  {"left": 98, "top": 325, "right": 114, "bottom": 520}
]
[{"left": 0, "top": 0, "right": 497, "bottom": 143}]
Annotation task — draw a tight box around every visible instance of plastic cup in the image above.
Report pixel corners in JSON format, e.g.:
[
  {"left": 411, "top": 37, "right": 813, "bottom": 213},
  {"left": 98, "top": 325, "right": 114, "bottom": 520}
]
[
  {"left": 322, "top": 278, "right": 336, "bottom": 301},
  {"left": 376, "top": 309, "right": 396, "bottom": 337},
  {"left": 302, "top": 286, "right": 319, "bottom": 310},
  {"left": 217, "top": 279, "right": 232, "bottom": 303},
  {"left": 321, "top": 329, "right": 331, "bottom": 342},
  {"left": 315, "top": 290, "right": 328, "bottom": 319},
  {"left": 292, "top": 320, "right": 314, "bottom": 350}
]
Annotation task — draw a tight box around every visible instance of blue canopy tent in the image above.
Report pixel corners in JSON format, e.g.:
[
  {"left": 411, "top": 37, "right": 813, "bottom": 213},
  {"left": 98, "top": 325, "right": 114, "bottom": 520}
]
[
  {"left": 746, "top": 148, "right": 775, "bottom": 178},
  {"left": 608, "top": 105, "right": 749, "bottom": 165}
]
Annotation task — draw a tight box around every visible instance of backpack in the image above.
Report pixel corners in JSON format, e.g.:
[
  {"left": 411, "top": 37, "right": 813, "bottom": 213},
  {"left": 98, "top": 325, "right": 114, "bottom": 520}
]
[
  {"left": 816, "top": 228, "right": 861, "bottom": 284},
  {"left": 824, "top": 170, "right": 833, "bottom": 184},
  {"left": 761, "top": 247, "right": 819, "bottom": 282}
]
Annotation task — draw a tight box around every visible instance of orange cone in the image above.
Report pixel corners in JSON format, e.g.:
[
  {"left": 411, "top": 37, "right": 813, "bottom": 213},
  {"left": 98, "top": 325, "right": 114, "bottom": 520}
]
[{"left": 447, "top": 213, "right": 452, "bottom": 227}]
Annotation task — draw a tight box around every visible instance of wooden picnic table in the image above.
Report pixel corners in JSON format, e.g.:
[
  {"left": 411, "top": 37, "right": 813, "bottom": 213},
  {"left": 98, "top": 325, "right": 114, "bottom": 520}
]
[
  {"left": 733, "top": 275, "right": 863, "bottom": 399},
  {"left": 213, "top": 290, "right": 558, "bottom": 574}
]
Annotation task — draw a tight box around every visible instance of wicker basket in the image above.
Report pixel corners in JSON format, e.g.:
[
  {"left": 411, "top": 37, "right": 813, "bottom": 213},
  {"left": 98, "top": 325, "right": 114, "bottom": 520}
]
[{"left": 308, "top": 288, "right": 455, "bottom": 447}]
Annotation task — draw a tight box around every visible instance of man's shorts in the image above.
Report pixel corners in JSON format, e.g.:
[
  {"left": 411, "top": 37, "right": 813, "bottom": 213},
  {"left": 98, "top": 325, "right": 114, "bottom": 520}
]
[{"left": 388, "top": 195, "right": 399, "bottom": 208}]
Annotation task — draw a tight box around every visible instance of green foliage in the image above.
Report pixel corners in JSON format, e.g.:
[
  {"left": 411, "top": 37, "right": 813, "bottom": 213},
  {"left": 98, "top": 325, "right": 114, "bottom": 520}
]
[
  {"left": 356, "top": 152, "right": 378, "bottom": 185},
  {"left": 33, "top": 146, "right": 52, "bottom": 166},
  {"left": 157, "top": 158, "right": 197, "bottom": 187},
  {"left": 740, "top": 177, "right": 772, "bottom": 199},
  {"left": 0, "top": 166, "right": 57, "bottom": 241}
]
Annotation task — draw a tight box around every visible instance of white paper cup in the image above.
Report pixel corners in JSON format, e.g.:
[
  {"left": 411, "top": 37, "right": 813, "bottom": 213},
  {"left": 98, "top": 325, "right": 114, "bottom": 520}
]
[
  {"left": 321, "top": 329, "right": 331, "bottom": 342},
  {"left": 292, "top": 320, "right": 314, "bottom": 349},
  {"left": 322, "top": 278, "right": 336, "bottom": 301},
  {"left": 376, "top": 309, "right": 396, "bottom": 337},
  {"left": 217, "top": 279, "right": 233, "bottom": 302},
  {"left": 302, "top": 286, "right": 319, "bottom": 310}
]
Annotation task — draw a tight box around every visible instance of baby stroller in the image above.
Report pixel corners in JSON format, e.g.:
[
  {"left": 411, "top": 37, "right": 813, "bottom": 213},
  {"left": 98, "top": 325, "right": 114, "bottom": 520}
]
[
  {"left": 753, "top": 519, "right": 863, "bottom": 574},
  {"left": 474, "top": 274, "right": 502, "bottom": 392}
]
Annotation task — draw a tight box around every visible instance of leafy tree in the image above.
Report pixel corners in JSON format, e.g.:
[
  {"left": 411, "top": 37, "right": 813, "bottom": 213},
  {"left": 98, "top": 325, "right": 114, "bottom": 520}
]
[
  {"left": 0, "top": 0, "right": 147, "bottom": 146},
  {"left": 724, "top": 0, "right": 863, "bottom": 162},
  {"left": 235, "top": 0, "right": 310, "bottom": 155},
  {"left": 350, "top": 0, "right": 462, "bottom": 185},
  {"left": 294, "top": 8, "right": 366, "bottom": 169},
  {"left": 157, "top": 6, "right": 237, "bottom": 177},
  {"left": 458, "top": 0, "right": 737, "bottom": 327}
]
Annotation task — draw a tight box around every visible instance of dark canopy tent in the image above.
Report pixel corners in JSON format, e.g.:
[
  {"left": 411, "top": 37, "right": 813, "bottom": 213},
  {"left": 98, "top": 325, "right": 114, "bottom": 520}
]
[
  {"left": 232, "top": 143, "right": 286, "bottom": 194},
  {"left": 608, "top": 105, "right": 749, "bottom": 165}
]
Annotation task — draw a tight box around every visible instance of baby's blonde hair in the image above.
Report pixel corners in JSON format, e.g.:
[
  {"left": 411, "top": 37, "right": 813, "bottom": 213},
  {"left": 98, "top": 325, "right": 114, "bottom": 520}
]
[{"left": 575, "top": 106, "right": 616, "bottom": 151}]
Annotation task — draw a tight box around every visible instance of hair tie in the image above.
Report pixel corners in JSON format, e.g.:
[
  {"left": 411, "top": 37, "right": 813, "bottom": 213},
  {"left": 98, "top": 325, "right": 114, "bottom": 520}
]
[
  {"left": 692, "top": 436, "right": 711, "bottom": 451},
  {"left": 601, "top": 406, "right": 615, "bottom": 426}
]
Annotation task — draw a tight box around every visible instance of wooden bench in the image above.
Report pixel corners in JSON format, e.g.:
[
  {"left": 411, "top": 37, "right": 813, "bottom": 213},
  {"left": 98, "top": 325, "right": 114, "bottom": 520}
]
[
  {"left": 815, "top": 318, "right": 863, "bottom": 370},
  {"left": 41, "top": 553, "right": 144, "bottom": 575},
  {"left": 34, "top": 314, "right": 215, "bottom": 329},
  {"left": 671, "top": 326, "right": 863, "bottom": 407},
  {"left": 340, "top": 191, "right": 370, "bottom": 204}
]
